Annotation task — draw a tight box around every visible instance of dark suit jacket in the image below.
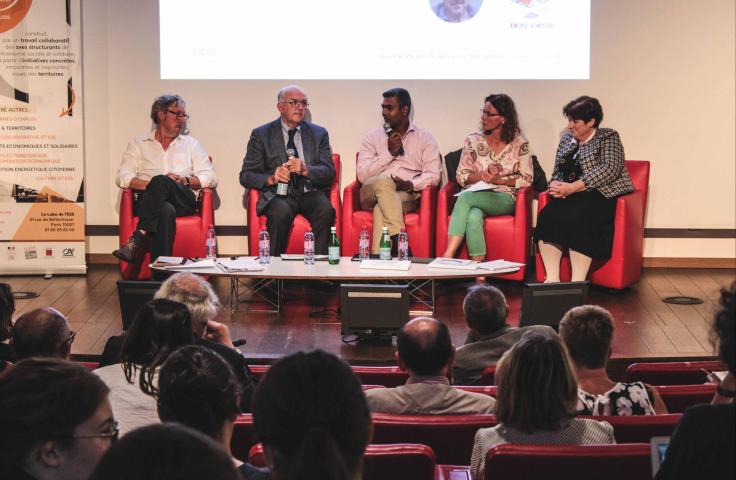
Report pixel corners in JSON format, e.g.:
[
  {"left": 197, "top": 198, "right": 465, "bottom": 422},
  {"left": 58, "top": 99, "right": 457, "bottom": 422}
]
[
  {"left": 99, "top": 334, "right": 256, "bottom": 412},
  {"left": 239, "top": 119, "right": 335, "bottom": 214}
]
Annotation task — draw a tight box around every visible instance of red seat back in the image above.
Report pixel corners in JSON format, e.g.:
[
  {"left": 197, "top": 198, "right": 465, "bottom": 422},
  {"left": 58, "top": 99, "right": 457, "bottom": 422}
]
[
  {"left": 249, "top": 364, "right": 410, "bottom": 388},
  {"left": 624, "top": 360, "right": 726, "bottom": 385},
  {"left": 581, "top": 414, "right": 681, "bottom": 443},
  {"left": 655, "top": 384, "right": 716, "bottom": 413},
  {"left": 231, "top": 414, "right": 256, "bottom": 461}
]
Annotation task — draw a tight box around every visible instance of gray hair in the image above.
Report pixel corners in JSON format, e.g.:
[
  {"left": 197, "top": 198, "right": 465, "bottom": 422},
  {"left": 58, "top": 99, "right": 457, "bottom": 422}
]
[
  {"left": 150, "top": 94, "right": 189, "bottom": 135},
  {"left": 277, "top": 85, "right": 306, "bottom": 102},
  {"left": 155, "top": 273, "right": 220, "bottom": 328}
]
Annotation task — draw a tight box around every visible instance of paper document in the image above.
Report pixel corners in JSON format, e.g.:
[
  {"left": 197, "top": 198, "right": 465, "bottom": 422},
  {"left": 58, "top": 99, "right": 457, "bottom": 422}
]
[
  {"left": 454, "top": 181, "right": 496, "bottom": 196},
  {"left": 153, "top": 256, "right": 186, "bottom": 266},
  {"left": 360, "top": 259, "right": 411, "bottom": 271},
  {"left": 427, "top": 258, "right": 478, "bottom": 270},
  {"left": 163, "top": 258, "right": 217, "bottom": 270},
  {"left": 477, "top": 259, "right": 525, "bottom": 271},
  {"left": 216, "top": 257, "right": 264, "bottom": 272}
]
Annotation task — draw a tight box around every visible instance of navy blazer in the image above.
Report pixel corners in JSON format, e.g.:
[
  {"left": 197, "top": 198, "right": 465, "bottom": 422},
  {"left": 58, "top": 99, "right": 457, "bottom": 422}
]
[{"left": 239, "top": 119, "right": 335, "bottom": 214}]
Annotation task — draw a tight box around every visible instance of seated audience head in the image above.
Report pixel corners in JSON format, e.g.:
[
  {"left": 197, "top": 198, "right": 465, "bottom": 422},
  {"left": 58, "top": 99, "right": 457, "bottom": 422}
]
[
  {"left": 89, "top": 423, "right": 240, "bottom": 480},
  {"left": 157, "top": 345, "right": 240, "bottom": 444},
  {"left": 483, "top": 93, "right": 520, "bottom": 143},
  {"left": 494, "top": 331, "right": 578, "bottom": 433},
  {"left": 563, "top": 95, "right": 604, "bottom": 128},
  {"left": 252, "top": 350, "right": 371, "bottom": 480},
  {"left": 463, "top": 284, "right": 509, "bottom": 335},
  {"left": 713, "top": 282, "right": 735, "bottom": 375},
  {"left": 0, "top": 358, "right": 115, "bottom": 480},
  {"left": 0, "top": 282, "right": 13, "bottom": 341},
  {"left": 559, "top": 305, "right": 614, "bottom": 370},
  {"left": 11, "top": 307, "right": 74, "bottom": 360},
  {"left": 155, "top": 272, "right": 221, "bottom": 338},
  {"left": 150, "top": 93, "right": 188, "bottom": 135},
  {"left": 121, "top": 298, "right": 194, "bottom": 396},
  {"left": 397, "top": 316, "right": 454, "bottom": 376}
]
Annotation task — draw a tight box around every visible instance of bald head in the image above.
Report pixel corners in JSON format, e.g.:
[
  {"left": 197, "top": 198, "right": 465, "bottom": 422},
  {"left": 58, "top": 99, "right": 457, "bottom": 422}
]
[
  {"left": 12, "top": 307, "right": 72, "bottom": 360},
  {"left": 397, "top": 317, "right": 454, "bottom": 376},
  {"left": 155, "top": 273, "right": 221, "bottom": 337}
]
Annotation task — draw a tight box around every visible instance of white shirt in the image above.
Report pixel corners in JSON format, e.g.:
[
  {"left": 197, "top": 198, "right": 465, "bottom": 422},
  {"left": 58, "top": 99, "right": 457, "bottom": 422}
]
[
  {"left": 116, "top": 131, "right": 217, "bottom": 189},
  {"left": 94, "top": 364, "right": 160, "bottom": 436}
]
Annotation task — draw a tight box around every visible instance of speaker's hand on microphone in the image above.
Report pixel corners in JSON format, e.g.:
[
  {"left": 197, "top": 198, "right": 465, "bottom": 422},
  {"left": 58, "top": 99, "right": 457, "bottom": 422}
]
[
  {"left": 273, "top": 165, "right": 291, "bottom": 184},
  {"left": 388, "top": 132, "right": 404, "bottom": 157},
  {"left": 205, "top": 320, "right": 234, "bottom": 348}
]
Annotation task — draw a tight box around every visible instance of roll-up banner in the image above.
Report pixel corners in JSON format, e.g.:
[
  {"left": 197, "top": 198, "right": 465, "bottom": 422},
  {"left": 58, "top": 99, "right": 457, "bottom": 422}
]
[{"left": 0, "top": 0, "right": 85, "bottom": 275}]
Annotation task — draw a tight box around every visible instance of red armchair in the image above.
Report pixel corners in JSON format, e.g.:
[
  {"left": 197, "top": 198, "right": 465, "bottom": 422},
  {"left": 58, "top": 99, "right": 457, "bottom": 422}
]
[
  {"left": 435, "top": 183, "right": 533, "bottom": 282},
  {"left": 535, "top": 160, "right": 650, "bottom": 290},
  {"left": 247, "top": 154, "right": 341, "bottom": 255},
  {"left": 343, "top": 155, "right": 438, "bottom": 257},
  {"left": 118, "top": 187, "right": 214, "bottom": 280}
]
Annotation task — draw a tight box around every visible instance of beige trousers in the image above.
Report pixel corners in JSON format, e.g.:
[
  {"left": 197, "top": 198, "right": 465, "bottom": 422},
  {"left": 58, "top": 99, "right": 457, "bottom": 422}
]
[{"left": 360, "top": 176, "right": 420, "bottom": 253}]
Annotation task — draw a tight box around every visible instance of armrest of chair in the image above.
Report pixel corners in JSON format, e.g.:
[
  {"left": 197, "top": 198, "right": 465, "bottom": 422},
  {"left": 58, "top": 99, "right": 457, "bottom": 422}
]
[
  {"left": 343, "top": 180, "right": 362, "bottom": 213},
  {"left": 437, "top": 182, "right": 460, "bottom": 220},
  {"left": 119, "top": 188, "right": 136, "bottom": 242},
  {"left": 536, "top": 190, "right": 551, "bottom": 212},
  {"left": 418, "top": 184, "right": 438, "bottom": 226},
  {"left": 199, "top": 188, "right": 214, "bottom": 237},
  {"left": 610, "top": 189, "right": 644, "bottom": 259}
]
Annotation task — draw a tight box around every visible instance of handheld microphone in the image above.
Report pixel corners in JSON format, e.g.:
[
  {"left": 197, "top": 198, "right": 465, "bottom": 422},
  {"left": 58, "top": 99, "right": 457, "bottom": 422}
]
[
  {"left": 232, "top": 339, "right": 247, "bottom": 348},
  {"left": 383, "top": 122, "right": 404, "bottom": 156}
]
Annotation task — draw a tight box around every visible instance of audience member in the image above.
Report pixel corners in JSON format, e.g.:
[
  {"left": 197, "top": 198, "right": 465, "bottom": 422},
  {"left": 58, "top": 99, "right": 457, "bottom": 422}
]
[
  {"left": 655, "top": 283, "right": 735, "bottom": 479},
  {"left": 94, "top": 298, "right": 194, "bottom": 435},
  {"left": 366, "top": 317, "right": 495, "bottom": 414},
  {"left": 0, "top": 282, "right": 15, "bottom": 365},
  {"left": 560, "top": 304, "right": 667, "bottom": 415},
  {"left": 11, "top": 307, "right": 75, "bottom": 361},
  {"left": 99, "top": 272, "right": 256, "bottom": 411},
  {"left": 357, "top": 87, "right": 441, "bottom": 255},
  {"left": 157, "top": 345, "right": 268, "bottom": 479},
  {"left": 470, "top": 331, "right": 614, "bottom": 479},
  {"left": 252, "top": 350, "right": 371, "bottom": 480},
  {"left": 0, "top": 358, "right": 116, "bottom": 480},
  {"left": 89, "top": 423, "right": 241, "bottom": 480},
  {"left": 453, "top": 285, "right": 554, "bottom": 385}
]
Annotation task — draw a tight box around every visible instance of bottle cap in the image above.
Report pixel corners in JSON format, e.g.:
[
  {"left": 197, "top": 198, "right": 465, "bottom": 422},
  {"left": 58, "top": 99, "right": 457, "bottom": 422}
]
[
  {"left": 331, "top": 226, "right": 336, "bottom": 231},
  {"left": 209, "top": 224, "right": 214, "bottom": 228},
  {"left": 382, "top": 227, "right": 388, "bottom": 231},
  {"left": 362, "top": 225, "right": 367, "bottom": 229}
]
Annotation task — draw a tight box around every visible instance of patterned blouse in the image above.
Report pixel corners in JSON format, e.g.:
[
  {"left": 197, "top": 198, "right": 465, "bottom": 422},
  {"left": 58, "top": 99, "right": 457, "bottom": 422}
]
[
  {"left": 577, "top": 381, "right": 657, "bottom": 416},
  {"left": 456, "top": 132, "right": 533, "bottom": 199}
]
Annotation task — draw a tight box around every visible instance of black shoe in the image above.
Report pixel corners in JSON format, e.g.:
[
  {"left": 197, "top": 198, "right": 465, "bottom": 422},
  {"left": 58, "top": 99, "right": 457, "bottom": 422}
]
[{"left": 112, "top": 230, "right": 145, "bottom": 263}]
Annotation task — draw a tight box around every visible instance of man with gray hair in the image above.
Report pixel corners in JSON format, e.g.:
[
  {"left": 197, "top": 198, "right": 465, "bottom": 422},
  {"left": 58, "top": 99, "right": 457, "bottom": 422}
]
[
  {"left": 11, "top": 307, "right": 74, "bottom": 361},
  {"left": 240, "top": 85, "right": 335, "bottom": 256},
  {"left": 453, "top": 284, "right": 554, "bottom": 385},
  {"left": 113, "top": 94, "right": 217, "bottom": 268}
]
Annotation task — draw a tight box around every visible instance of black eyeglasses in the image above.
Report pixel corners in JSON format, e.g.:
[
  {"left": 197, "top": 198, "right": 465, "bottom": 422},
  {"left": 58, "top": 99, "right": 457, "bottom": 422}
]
[
  {"left": 66, "top": 330, "right": 77, "bottom": 345},
  {"left": 69, "top": 421, "right": 119, "bottom": 443},
  {"left": 481, "top": 110, "right": 502, "bottom": 118},
  {"left": 166, "top": 110, "right": 190, "bottom": 119},
  {"left": 281, "top": 99, "right": 309, "bottom": 107}
]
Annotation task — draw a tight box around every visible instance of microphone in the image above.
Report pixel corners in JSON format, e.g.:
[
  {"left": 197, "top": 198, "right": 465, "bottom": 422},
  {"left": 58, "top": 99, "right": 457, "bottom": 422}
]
[
  {"left": 383, "top": 122, "right": 404, "bottom": 156},
  {"left": 232, "top": 339, "right": 247, "bottom": 348}
]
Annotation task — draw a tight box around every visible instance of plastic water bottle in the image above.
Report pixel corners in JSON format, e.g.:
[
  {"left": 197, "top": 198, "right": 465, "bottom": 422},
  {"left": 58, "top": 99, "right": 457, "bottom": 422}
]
[
  {"left": 397, "top": 229, "right": 409, "bottom": 261},
  {"left": 358, "top": 225, "right": 370, "bottom": 260},
  {"left": 258, "top": 227, "right": 271, "bottom": 264},
  {"left": 205, "top": 225, "right": 217, "bottom": 259},
  {"left": 379, "top": 227, "right": 392, "bottom": 261},
  {"left": 304, "top": 228, "right": 315, "bottom": 265}
]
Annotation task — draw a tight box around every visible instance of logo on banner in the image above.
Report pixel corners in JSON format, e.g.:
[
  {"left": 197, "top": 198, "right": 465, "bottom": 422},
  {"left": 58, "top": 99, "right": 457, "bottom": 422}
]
[
  {"left": 24, "top": 246, "right": 37, "bottom": 260},
  {"left": 7, "top": 246, "right": 16, "bottom": 260},
  {"left": 63, "top": 248, "right": 75, "bottom": 258},
  {"left": 45, "top": 247, "right": 55, "bottom": 258}
]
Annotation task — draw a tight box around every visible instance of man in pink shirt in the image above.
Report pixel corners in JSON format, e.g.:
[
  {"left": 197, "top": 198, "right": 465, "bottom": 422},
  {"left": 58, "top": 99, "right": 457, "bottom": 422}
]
[{"left": 357, "top": 88, "right": 441, "bottom": 254}]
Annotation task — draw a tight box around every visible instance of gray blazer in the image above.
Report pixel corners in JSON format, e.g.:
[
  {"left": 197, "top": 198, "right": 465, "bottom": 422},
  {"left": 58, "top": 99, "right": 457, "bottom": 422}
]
[
  {"left": 551, "top": 128, "right": 634, "bottom": 199},
  {"left": 239, "top": 119, "right": 335, "bottom": 214}
]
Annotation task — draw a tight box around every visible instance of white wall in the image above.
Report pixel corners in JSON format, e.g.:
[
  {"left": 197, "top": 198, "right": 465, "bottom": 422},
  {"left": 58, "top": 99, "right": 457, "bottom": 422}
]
[{"left": 82, "top": 0, "right": 736, "bottom": 257}]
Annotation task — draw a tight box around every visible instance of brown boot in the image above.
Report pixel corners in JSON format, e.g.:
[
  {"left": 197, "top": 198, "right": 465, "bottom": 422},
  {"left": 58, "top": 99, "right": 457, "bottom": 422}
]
[{"left": 112, "top": 230, "right": 145, "bottom": 263}]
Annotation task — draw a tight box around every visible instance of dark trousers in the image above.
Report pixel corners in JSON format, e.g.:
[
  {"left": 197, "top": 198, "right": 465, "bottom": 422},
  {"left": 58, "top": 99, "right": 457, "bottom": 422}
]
[
  {"left": 135, "top": 175, "right": 197, "bottom": 263},
  {"left": 263, "top": 190, "right": 335, "bottom": 256}
]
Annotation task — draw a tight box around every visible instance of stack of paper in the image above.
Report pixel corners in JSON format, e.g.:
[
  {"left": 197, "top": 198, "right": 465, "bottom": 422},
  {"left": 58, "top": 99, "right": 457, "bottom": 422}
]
[
  {"left": 216, "top": 257, "right": 264, "bottom": 272},
  {"left": 163, "top": 258, "right": 217, "bottom": 270},
  {"left": 427, "top": 258, "right": 478, "bottom": 270},
  {"left": 360, "top": 259, "right": 411, "bottom": 271},
  {"left": 477, "top": 260, "right": 525, "bottom": 272}
]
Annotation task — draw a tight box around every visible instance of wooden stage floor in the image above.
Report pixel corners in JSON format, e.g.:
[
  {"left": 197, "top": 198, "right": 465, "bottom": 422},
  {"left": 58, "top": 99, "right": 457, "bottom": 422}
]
[{"left": 3, "top": 265, "right": 734, "bottom": 370}]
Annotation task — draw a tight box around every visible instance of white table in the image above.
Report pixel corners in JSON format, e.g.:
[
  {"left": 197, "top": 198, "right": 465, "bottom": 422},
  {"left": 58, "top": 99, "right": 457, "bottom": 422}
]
[{"left": 153, "top": 257, "right": 519, "bottom": 313}]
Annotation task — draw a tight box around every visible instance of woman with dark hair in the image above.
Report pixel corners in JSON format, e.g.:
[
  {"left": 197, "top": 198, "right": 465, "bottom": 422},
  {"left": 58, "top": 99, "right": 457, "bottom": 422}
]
[
  {"left": 0, "top": 358, "right": 117, "bottom": 480},
  {"left": 157, "top": 345, "right": 268, "bottom": 479},
  {"left": 89, "top": 423, "right": 241, "bottom": 480},
  {"left": 94, "top": 298, "right": 194, "bottom": 435},
  {"left": 252, "top": 350, "right": 371, "bottom": 480},
  {"left": 0, "top": 282, "right": 16, "bottom": 365},
  {"left": 655, "top": 283, "right": 735, "bottom": 479},
  {"left": 535, "top": 95, "right": 634, "bottom": 282},
  {"left": 442, "top": 93, "right": 533, "bottom": 263},
  {"left": 470, "top": 332, "right": 614, "bottom": 479},
  {"left": 559, "top": 305, "right": 667, "bottom": 415}
]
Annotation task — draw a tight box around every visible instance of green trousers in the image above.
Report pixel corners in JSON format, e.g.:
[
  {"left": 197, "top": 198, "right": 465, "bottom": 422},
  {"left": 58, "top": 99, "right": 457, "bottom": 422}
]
[{"left": 447, "top": 190, "right": 515, "bottom": 257}]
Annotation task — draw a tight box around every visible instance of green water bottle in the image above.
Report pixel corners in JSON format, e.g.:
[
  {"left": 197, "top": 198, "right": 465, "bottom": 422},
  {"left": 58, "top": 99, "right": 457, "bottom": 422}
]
[
  {"left": 328, "top": 226, "right": 340, "bottom": 264},
  {"left": 379, "top": 227, "right": 392, "bottom": 260}
]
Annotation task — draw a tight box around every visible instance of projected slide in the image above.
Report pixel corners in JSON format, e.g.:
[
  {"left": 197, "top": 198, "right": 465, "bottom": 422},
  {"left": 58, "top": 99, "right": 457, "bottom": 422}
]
[{"left": 160, "top": 0, "right": 590, "bottom": 80}]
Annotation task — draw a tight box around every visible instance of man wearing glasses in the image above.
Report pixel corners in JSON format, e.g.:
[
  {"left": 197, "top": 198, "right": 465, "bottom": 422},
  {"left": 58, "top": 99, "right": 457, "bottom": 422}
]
[
  {"left": 11, "top": 307, "right": 76, "bottom": 361},
  {"left": 357, "top": 88, "right": 441, "bottom": 255},
  {"left": 113, "top": 94, "right": 217, "bottom": 268},
  {"left": 240, "top": 85, "right": 336, "bottom": 256}
]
